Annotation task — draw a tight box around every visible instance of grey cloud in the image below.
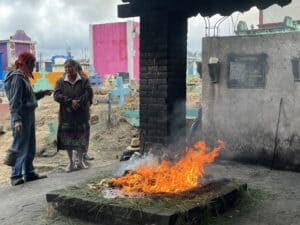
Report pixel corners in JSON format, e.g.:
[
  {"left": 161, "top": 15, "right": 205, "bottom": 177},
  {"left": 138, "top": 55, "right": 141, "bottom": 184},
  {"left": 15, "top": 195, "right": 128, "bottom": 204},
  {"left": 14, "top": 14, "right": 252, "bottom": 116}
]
[
  {"left": 0, "top": 0, "right": 41, "bottom": 7},
  {"left": 0, "top": 0, "right": 122, "bottom": 58},
  {"left": 67, "top": 0, "right": 121, "bottom": 23}
]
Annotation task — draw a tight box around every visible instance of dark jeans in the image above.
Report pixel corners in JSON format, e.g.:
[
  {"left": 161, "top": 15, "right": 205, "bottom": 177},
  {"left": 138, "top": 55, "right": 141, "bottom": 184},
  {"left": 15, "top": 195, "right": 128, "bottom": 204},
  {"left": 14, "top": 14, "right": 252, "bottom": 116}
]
[{"left": 10, "top": 111, "right": 36, "bottom": 179}]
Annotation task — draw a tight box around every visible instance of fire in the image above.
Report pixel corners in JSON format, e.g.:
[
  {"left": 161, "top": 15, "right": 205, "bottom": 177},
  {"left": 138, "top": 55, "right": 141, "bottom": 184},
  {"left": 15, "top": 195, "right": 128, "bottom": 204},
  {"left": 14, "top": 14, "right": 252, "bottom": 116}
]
[{"left": 109, "top": 140, "right": 225, "bottom": 194}]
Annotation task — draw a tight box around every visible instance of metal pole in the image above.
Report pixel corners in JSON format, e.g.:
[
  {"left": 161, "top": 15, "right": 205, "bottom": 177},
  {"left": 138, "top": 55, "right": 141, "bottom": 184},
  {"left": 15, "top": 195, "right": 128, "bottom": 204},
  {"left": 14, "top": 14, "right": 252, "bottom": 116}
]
[
  {"left": 108, "top": 93, "right": 112, "bottom": 125},
  {"left": 271, "top": 98, "right": 283, "bottom": 169}
]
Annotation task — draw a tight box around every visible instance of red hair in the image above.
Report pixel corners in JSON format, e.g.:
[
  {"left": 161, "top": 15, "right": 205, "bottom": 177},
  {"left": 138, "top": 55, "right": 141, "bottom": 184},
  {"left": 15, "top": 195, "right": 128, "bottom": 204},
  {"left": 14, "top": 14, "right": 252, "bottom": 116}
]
[{"left": 15, "top": 52, "right": 36, "bottom": 79}]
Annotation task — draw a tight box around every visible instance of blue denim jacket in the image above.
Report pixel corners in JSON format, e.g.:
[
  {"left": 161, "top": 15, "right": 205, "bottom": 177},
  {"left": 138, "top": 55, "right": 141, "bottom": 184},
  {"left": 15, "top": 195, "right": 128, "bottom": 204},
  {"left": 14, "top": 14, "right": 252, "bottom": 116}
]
[{"left": 4, "top": 70, "right": 44, "bottom": 124}]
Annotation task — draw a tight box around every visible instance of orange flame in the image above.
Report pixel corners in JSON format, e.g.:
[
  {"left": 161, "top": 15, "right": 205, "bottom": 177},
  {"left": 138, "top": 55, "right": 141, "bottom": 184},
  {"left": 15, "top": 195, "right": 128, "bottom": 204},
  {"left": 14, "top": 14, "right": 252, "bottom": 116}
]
[{"left": 109, "top": 140, "right": 225, "bottom": 194}]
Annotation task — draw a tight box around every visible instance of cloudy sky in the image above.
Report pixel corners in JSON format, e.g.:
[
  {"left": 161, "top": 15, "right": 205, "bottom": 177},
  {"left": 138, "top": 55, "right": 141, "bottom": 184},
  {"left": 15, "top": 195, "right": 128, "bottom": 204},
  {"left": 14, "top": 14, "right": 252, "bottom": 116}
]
[
  {"left": 0, "top": 0, "right": 260, "bottom": 59},
  {"left": 0, "top": 0, "right": 126, "bottom": 59},
  {"left": 188, "top": 7, "right": 259, "bottom": 52}
]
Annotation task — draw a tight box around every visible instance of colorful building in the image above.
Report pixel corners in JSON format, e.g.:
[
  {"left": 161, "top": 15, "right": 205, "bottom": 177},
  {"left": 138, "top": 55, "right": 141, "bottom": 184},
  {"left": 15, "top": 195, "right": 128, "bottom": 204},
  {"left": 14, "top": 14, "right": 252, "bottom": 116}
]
[
  {"left": 0, "top": 30, "right": 36, "bottom": 72},
  {"left": 90, "top": 21, "right": 140, "bottom": 81},
  {"left": 0, "top": 53, "right": 3, "bottom": 80},
  {"left": 51, "top": 52, "right": 73, "bottom": 72}
]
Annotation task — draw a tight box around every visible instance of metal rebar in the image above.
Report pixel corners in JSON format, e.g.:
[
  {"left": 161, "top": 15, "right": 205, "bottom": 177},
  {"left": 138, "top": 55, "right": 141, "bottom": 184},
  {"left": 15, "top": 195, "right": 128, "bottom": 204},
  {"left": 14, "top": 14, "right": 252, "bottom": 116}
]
[{"left": 271, "top": 97, "right": 283, "bottom": 169}]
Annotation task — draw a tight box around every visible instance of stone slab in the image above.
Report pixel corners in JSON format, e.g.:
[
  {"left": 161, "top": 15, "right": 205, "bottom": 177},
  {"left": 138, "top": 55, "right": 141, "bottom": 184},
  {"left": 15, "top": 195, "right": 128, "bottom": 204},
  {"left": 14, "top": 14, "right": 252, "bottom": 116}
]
[{"left": 46, "top": 178, "right": 247, "bottom": 225}]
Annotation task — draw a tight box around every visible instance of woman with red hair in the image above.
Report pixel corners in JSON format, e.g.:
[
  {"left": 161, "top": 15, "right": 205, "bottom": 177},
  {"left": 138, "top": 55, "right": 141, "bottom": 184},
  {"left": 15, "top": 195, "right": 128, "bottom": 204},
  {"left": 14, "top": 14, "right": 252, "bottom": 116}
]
[{"left": 3, "top": 52, "right": 52, "bottom": 186}]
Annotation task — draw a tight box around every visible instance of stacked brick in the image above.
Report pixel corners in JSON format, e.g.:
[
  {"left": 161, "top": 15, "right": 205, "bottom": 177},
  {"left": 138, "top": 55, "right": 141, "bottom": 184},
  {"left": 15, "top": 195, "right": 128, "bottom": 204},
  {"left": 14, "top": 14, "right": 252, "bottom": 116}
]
[{"left": 139, "top": 13, "right": 187, "bottom": 151}]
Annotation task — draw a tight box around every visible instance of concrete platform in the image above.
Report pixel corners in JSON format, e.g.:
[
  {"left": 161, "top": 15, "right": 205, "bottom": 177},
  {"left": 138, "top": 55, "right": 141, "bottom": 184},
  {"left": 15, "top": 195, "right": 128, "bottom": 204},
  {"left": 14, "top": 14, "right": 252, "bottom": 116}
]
[{"left": 46, "top": 177, "right": 247, "bottom": 225}]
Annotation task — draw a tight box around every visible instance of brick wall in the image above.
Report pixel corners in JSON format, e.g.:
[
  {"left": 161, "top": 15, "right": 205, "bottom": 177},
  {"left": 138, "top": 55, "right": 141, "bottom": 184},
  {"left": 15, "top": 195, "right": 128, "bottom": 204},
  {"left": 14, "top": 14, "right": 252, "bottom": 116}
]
[{"left": 139, "top": 13, "right": 187, "bottom": 152}]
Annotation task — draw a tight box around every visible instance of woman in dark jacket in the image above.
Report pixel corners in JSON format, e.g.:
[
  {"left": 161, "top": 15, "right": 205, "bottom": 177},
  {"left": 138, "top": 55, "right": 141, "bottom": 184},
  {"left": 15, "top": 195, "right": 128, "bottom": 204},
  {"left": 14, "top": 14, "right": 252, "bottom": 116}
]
[
  {"left": 3, "top": 52, "right": 52, "bottom": 186},
  {"left": 54, "top": 59, "right": 93, "bottom": 172}
]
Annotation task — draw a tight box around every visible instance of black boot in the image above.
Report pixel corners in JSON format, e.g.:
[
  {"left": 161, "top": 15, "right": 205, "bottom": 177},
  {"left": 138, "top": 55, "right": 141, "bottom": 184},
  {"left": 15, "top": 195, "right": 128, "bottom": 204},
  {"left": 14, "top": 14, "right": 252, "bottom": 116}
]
[
  {"left": 24, "top": 173, "right": 47, "bottom": 182},
  {"left": 11, "top": 178, "right": 24, "bottom": 186}
]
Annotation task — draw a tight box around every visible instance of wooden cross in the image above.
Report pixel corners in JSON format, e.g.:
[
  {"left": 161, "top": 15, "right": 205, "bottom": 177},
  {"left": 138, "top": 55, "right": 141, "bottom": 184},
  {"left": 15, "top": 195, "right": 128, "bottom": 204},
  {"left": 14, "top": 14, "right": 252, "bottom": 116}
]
[{"left": 110, "top": 76, "right": 129, "bottom": 106}]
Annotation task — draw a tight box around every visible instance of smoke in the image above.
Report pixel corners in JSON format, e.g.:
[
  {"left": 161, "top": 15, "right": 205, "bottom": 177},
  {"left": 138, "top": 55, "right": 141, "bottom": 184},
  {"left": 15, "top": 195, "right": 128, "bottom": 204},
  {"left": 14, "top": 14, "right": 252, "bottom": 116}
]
[
  {"left": 167, "top": 100, "right": 193, "bottom": 160},
  {"left": 114, "top": 153, "right": 160, "bottom": 177}
]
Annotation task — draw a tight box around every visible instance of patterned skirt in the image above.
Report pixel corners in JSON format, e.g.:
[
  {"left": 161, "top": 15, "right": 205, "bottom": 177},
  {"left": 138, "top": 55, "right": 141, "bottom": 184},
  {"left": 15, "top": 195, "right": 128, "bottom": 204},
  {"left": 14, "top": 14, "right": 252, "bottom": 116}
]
[{"left": 57, "top": 122, "right": 90, "bottom": 152}]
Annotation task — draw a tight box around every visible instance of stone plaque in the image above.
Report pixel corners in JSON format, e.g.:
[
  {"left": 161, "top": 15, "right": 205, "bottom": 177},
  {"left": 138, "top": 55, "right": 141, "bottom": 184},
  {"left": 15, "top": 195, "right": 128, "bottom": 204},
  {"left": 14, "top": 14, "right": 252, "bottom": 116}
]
[
  {"left": 228, "top": 54, "right": 267, "bottom": 88},
  {"left": 291, "top": 58, "right": 300, "bottom": 81}
]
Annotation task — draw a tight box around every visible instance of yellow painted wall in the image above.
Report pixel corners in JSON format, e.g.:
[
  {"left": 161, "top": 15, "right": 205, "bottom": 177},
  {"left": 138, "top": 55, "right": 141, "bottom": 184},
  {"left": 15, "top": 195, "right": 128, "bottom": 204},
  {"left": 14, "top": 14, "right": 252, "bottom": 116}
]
[
  {"left": 46, "top": 72, "right": 64, "bottom": 85},
  {"left": 31, "top": 71, "right": 90, "bottom": 86},
  {"left": 30, "top": 72, "right": 41, "bottom": 84}
]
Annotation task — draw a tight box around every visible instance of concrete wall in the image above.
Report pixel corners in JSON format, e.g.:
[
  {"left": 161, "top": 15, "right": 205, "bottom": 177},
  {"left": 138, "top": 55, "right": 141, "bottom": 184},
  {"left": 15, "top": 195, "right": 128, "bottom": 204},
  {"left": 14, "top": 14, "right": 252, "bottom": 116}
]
[
  {"left": 15, "top": 43, "right": 31, "bottom": 58},
  {"left": 92, "top": 22, "right": 140, "bottom": 80},
  {"left": 202, "top": 32, "right": 300, "bottom": 170},
  {"left": 0, "top": 53, "right": 3, "bottom": 80},
  {"left": 133, "top": 22, "right": 140, "bottom": 81},
  {"left": 0, "top": 43, "right": 8, "bottom": 70},
  {"left": 92, "top": 22, "right": 128, "bottom": 78}
]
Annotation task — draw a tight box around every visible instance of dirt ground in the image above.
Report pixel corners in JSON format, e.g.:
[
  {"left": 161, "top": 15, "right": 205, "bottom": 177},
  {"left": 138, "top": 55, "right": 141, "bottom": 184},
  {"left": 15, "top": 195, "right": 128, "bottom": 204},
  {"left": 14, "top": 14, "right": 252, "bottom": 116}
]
[
  {"left": 0, "top": 77, "right": 202, "bottom": 183},
  {"left": 0, "top": 94, "right": 139, "bottom": 184}
]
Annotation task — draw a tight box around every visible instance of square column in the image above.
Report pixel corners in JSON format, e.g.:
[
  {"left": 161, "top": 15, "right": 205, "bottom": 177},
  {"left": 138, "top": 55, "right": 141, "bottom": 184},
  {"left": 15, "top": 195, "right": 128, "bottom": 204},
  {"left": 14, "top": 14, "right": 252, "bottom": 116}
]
[{"left": 140, "top": 13, "right": 187, "bottom": 151}]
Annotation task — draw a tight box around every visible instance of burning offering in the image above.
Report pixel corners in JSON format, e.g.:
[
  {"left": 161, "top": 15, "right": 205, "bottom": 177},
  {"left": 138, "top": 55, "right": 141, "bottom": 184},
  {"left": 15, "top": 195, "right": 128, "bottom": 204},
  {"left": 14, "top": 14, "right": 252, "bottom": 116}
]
[{"left": 93, "top": 140, "right": 225, "bottom": 196}]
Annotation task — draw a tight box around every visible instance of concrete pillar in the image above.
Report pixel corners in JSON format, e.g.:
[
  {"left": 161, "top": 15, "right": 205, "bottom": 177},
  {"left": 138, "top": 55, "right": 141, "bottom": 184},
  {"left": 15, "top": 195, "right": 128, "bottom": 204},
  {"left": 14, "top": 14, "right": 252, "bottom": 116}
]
[
  {"left": 126, "top": 21, "right": 135, "bottom": 80},
  {"left": 89, "top": 24, "right": 94, "bottom": 69}
]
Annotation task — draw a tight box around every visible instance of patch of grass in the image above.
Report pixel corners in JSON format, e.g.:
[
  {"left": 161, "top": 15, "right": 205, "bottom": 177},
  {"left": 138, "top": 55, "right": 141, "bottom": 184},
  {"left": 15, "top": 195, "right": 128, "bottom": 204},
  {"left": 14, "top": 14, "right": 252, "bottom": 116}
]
[
  {"left": 237, "top": 188, "right": 266, "bottom": 209},
  {"left": 199, "top": 188, "right": 266, "bottom": 225},
  {"left": 35, "top": 209, "right": 88, "bottom": 225},
  {"left": 47, "top": 214, "right": 92, "bottom": 225},
  {"left": 52, "top": 174, "right": 216, "bottom": 214},
  {"left": 55, "top": 183, "right": 212, "bottom": 214},
  {"left": 47, "top": 215, "right": 76, "bottom": 225},
  {"left": 201, "top": 216, "right": 232, "bottom": 225}
]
